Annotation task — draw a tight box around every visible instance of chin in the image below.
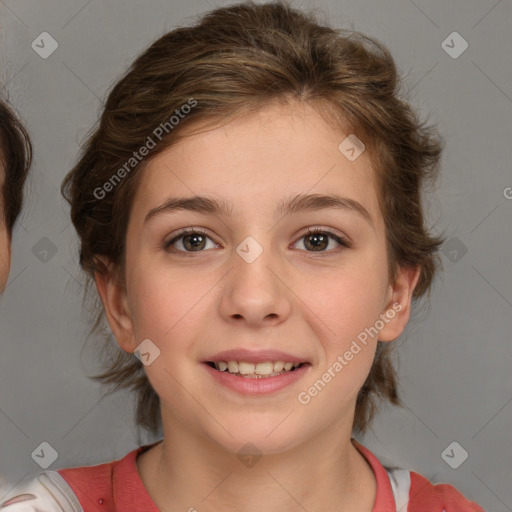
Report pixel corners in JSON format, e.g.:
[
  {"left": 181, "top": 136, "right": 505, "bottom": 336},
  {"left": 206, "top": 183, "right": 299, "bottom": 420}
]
[{"left": 211, "top": 416, "right": 306, "bottom": 456}]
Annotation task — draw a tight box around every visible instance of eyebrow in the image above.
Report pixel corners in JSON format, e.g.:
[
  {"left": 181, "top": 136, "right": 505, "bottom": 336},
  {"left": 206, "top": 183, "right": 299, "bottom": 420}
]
[{"left": 144, "top": 193, "right": 373, "bottom": 227}]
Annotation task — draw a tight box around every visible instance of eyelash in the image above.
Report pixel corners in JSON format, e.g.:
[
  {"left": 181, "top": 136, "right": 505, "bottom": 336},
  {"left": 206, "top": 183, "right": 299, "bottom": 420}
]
[{"left": 163, "top": 227, "right": 350, "bottom": 255}]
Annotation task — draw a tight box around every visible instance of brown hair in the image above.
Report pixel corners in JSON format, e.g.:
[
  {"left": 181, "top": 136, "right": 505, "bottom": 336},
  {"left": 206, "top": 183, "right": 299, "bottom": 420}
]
[
  {"left": 0, "top": 97, "right": 32, "bottom": 235},
  {"left": 61, "top": 1, "right": 444, "bottom": 435}
]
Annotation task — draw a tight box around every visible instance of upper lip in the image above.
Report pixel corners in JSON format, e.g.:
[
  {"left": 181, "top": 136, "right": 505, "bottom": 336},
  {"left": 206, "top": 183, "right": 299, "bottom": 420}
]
[{"left": 203, "top": 348, "right": 310, "bottom": 365}]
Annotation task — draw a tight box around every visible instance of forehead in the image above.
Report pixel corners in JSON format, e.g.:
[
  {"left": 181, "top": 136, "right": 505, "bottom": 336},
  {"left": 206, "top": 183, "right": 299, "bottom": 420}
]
[{"left": 133, "top": 101, "right": 381, "bottom": 223}]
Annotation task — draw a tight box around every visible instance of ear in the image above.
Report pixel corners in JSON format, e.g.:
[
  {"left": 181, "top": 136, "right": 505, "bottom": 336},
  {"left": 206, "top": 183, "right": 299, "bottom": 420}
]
[
  {"left": 378, "top": 264, "right": 421, "bottom": 342},
  {"left": 94, "top": 256, "right": 136, "bottom": 353}
]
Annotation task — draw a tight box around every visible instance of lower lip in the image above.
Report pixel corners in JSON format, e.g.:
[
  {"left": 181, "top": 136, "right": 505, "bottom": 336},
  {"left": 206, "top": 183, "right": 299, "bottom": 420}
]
[{"left": 202, "top": 363, "right": 311, "bottom": 395}]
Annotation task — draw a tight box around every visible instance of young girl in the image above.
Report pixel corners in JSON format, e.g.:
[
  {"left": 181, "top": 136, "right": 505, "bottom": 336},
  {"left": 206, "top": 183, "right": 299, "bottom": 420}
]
[{"left": 0, "top": 2, "right": 484, "bottom": 510}]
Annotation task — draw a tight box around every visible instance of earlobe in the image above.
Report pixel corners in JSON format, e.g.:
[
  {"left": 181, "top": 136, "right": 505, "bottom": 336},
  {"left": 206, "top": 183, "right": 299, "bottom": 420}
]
[
  {"left": 378, "top": 265, "right": 421, "bottom": 342},
  {"left": 94, "top": 256, "right": 135, "bottom": 353}
]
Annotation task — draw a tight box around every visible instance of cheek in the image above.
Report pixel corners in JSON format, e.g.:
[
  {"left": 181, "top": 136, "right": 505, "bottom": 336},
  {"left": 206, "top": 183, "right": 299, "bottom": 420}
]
[
  {"left": 295, "top": 271, "right": 386, "bottom": 412},
  {"left": 303, "top": 258, "right": 390, "bottom": 342},
  {"left": 127, "top": 259, "right": 213, "bottom": 349},
  {"left": 295, "top": 255, "right": 390, "bottom": 398}
]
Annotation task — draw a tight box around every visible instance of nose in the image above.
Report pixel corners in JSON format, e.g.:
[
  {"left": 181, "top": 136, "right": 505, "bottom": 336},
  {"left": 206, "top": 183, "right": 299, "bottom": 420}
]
[{"left": 219, "top": 244, "right": 292, "bottom": 328}]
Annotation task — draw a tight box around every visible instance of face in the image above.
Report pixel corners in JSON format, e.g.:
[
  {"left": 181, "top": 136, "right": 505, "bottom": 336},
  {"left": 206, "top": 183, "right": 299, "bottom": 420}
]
[
  {"left": 0, "top": 160, "right": 11, "bottom": 293},
  {"left": 98, "top": 101, "right": 418, "bottom": 454}
]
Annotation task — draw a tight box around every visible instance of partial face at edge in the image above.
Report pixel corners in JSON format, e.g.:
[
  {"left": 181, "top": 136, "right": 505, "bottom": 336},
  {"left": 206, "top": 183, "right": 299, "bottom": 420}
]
[
  {"left": 0, "top": 160, "right": 10, "bottom": 293},
  {"left": 97, "top": 101, "right": 419, "bottom": 453}
]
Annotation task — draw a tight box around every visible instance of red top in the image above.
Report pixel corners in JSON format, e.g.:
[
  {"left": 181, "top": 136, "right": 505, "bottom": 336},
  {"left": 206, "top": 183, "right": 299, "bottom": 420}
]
[{"left": 56, "top": 440, "right": 484, "bottom": 511}]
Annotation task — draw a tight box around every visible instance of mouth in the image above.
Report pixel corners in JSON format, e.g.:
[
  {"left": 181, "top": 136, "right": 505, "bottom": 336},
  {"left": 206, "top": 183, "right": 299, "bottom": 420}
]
[
  {"left": 201, "top": 348, "right": 312, "bottom": 394},
  {"left": 204, "top": 360, "right": 311, "bottom": 379}
]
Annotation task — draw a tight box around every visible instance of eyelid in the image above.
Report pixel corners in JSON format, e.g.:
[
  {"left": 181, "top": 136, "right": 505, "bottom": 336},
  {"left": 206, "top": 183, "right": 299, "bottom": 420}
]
[{"left": 298, "top": 226, "right": 350, "bottom": 243}]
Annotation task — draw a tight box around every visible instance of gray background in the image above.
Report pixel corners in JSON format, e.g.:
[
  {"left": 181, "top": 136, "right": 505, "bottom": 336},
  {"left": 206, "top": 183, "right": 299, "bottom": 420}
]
[{"left": 0, "top": 0, "right": 511, "bottom": 509}]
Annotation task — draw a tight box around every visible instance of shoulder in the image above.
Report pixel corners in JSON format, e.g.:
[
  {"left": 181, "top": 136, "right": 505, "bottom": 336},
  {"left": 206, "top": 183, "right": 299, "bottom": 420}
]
[
  {"left": 395, "top": 469, "right": 486, "bottom": 511},
  {"left": 354, "top": 440, "right": 485, "bottom": 511},
  {"left": 0, "top": 471, "right": 83, "bottom": 511},
  {"left": 0, "top": 446, "right": 143, "bottom": 512},
  {"left": 57, "top": 458, "right": 115, "bottom": 503}
]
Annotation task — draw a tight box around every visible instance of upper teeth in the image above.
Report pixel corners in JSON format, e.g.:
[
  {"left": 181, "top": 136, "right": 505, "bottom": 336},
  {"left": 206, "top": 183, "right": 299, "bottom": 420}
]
[{"left": 215, "top": 361, "right": 300, "bottom": 375}]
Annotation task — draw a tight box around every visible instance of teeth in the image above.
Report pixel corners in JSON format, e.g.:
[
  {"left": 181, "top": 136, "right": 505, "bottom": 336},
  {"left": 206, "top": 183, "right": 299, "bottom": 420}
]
[
  {"left": 239, "top": 362, "right": 255, "bottom": 375},
  {"left": 227, "top": 361, "right": 239, "bottom": 373},
  {"left": 273, "top": 361, "right": 284, "bottom": 372},
  {"left": 213, "top": 360, "right": 304, "bottom": 377},
  {"left": 255, "top": 362, "right": 274, "bottom": 375}
]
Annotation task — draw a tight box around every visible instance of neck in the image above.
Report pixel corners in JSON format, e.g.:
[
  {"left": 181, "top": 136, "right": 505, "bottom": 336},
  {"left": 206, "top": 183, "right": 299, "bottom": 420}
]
[{"left": 137, "top": 413, "right": 376, "bottom": 512}]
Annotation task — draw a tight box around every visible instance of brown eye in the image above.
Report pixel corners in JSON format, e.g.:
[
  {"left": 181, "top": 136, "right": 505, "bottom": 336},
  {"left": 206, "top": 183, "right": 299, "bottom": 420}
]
[
  {"left": 165, "top": 230, "right": 217, "bottom": 252},
  {"left": 304, "top": 232, "right": 328, "bottom": 251},
  {"left": 295, "top": 228, "right": 349, "bottom": 252}
]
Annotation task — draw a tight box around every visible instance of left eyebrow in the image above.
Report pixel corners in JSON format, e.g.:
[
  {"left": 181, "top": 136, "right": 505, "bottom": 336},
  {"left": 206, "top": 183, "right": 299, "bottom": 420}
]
[
  {"left": 275, "top": 193, "right": 374, "bottom": 227},
  {"left": 144, "top": 193, "right": 374, "bottom": 227}
]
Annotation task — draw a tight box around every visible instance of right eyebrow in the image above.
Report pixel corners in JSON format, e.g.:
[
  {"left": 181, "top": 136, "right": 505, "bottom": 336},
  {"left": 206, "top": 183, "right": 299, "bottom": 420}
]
[{"left": 144, "top": 196, "right": 233, "bottom": 224}]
